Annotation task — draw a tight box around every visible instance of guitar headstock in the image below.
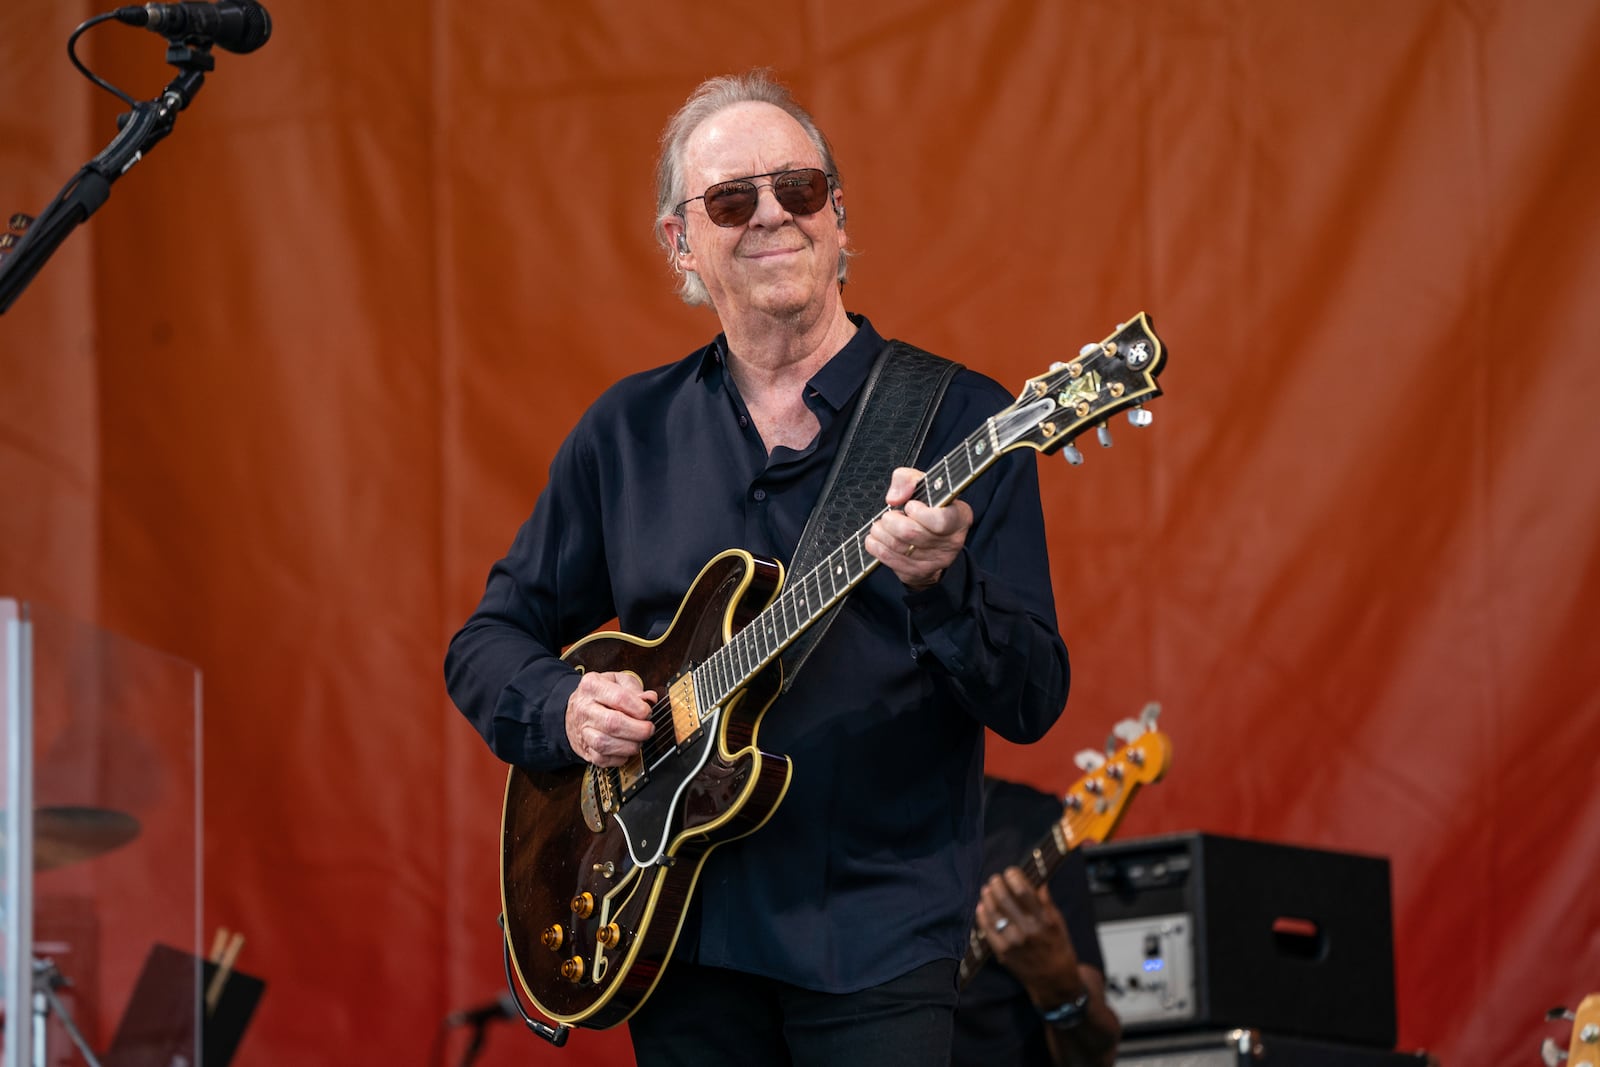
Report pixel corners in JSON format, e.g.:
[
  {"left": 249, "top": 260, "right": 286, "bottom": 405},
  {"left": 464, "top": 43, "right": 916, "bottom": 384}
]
[
  {"left": 993, "top": 312, "right": 1167, "bottom": 461},
  {"left": 1061, "top": 702, "right": 1172, "bottom": 847},
  {"left": 1544, "top": 994, "right": 1600, "bottom": 1067}
]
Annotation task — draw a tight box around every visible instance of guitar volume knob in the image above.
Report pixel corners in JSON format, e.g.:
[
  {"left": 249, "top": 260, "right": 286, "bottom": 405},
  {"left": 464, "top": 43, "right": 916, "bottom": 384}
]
[
  {"left": 541, "top": 924, "right": 564, "bottom": 951},
  {"left": 597, "top": 923, "right": 623, "bottom": 949},
  {"left": 561, "top": 956, "right": 585, "bottom": 983},
  {"left": 570, "top": 892, "right": 595, "bottom": 918}
]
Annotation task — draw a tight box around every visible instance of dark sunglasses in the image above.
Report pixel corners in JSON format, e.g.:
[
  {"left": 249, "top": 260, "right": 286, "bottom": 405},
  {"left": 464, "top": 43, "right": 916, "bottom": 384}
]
[{"left": 676, "top": 168, "right": 836, "bottom": 228}]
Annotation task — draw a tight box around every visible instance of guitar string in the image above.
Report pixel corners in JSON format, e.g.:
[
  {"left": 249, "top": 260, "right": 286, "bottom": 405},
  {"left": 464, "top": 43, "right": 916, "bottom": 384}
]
[
  {"left": 629, "top": 477, "right": 954, "bottom": 774},
  {"left": 619, "top": 421, "right": 1004, "bottom": 784},
  {"left": 610, "top": 408, "right": 1024, "bottom": 782},
  {"left": 617, "top": 353, "right": 1145, "bottom": 774},
  {"left": 689, "top": 421, "right": 993, "bottom": 714}
]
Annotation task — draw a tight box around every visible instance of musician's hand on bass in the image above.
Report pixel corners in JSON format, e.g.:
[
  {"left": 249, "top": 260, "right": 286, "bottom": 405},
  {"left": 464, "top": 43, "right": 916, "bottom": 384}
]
[
  {"left": 567, "top": 670, "right": 656, "bottom": 767},
  {"left": 977, "top": 867, "right": 1081, "bottom": 991}
]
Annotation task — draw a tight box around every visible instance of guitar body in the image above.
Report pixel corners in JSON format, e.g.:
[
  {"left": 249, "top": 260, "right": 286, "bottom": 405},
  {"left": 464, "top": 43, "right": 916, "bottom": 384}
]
[{"left": 500, "top": 550, "right": 794, "bottom": 1029}]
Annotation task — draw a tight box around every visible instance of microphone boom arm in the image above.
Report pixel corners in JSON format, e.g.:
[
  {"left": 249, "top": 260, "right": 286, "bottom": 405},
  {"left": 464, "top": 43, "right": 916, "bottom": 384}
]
[{"left": 0, "top": 43, "right": 211, "bottom": 315}]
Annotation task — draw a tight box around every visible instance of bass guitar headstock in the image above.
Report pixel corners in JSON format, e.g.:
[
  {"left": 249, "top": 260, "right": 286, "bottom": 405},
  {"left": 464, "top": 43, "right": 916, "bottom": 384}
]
[
  {"left": 1061, "top": 701, "right": 1172, "bottom": 847},
  {"left": 1544, "top": 994, "right": 1600, "bottom": 1067}
]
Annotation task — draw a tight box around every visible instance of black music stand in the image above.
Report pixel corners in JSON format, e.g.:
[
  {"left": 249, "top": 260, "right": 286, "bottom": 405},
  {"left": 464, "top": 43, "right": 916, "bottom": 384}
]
[{"left": 101, "top": 943, "right": 264, "bottom": 1067}]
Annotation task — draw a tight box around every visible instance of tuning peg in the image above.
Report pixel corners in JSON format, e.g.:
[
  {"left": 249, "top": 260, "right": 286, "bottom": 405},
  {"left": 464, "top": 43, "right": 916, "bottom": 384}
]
[
  {"left": 1542, "top": 1038, "right": 1569, "bottom": 1067},
  {"left": 1139, "top": 701, "right": 1162, "bottom": 727},
  {"left": 1096, "top": 423, "right": 1113, "bottom": 448},
  {"left": 1074, "top": 749, "right": 1106, "bottom": 772},
  {"left": 1550, "top": 1008, "right": 1577, "bottom": 1022},
  {"left": 1104, "top": 724, "right": 1143, "bottom": 756},
  {"left": 1050, "top": 360, "right": 1069, "bottom": 371},
  {"left": 1127, "top": 407, "right": 1153, "bottom": 427},
  {"left": 8, "top": 212, "right": 34, "bottom": 232},
  {"left": 1078, "top": 342, "right": 1100, "bottom": 358},
  {"left": 1111, "top": 718, "right": 1145, "bottom": 744},
  {"left": 1062, "top": 443, "right": 1084, "bottom": 466}
]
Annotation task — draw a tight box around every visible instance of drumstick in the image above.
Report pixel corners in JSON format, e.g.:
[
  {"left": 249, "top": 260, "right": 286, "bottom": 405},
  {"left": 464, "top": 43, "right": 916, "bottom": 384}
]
[
  {"left": 205, "top": 931, "right": 245, "bottom": 1012},
  {"left": 209, "top": 927, "right": 231, "bottom": 962}
]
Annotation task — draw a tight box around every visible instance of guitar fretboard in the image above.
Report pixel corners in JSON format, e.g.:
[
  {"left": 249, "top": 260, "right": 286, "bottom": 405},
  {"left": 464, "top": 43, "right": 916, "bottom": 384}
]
[
  {"left": 691, "top": 412, "right": 1015, "bottom": 715},
  {"left": 957, "top": 805, "right": 1087, "bottom": 985}
]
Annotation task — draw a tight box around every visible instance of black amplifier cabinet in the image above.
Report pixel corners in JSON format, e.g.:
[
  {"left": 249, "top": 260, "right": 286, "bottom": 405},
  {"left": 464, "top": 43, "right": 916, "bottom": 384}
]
[
  {"left": 1117, "top": 1030, "right": 1427, "bottom": 1067},
  {"left": 1083, "top": 832, "right": 1396, "bottom": 1049}
]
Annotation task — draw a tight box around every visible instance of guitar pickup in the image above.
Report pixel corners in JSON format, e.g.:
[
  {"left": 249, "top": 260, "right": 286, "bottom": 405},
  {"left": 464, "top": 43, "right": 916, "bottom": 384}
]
[
  {"left": 669, "top": 674, "right": 701, "bottom": 744},
  {"left": 619, "top": 756, "right": 648, "bottom": 796}
]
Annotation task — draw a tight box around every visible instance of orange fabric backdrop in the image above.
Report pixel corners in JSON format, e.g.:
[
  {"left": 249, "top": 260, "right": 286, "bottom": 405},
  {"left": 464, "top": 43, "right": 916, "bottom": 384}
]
[{"left": 3, "top": 2, "right": 1598, "bottom": 1065}]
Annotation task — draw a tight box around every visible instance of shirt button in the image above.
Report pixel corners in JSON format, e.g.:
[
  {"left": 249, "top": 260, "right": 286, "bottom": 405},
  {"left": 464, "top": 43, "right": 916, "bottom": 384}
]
[
  {"left": 752, "top": 488, "right": 767, "bottom": 502},
  {"left": 738, "top": 415, "right": 749, "bottom": 428}
]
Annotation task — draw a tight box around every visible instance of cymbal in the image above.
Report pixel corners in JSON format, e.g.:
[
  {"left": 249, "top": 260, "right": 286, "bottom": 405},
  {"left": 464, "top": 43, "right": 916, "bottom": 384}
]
[{"left": 0, "top": 806, "right": 141, "bottom": 871}]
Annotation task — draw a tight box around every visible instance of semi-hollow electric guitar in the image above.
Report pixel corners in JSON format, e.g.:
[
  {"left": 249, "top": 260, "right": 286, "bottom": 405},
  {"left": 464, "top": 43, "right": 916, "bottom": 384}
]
[
  {"left": 499, "top": 313, "right": 1168, "bottom": 1032},
  {"left": 957, "top": 703, "right": 1171, "bottom": 987}
]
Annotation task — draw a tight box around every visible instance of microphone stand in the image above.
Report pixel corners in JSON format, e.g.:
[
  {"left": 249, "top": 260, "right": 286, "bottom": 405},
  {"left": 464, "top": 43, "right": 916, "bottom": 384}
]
[
  {"left": 32, "top": 957, "right": 105, "bottom": 1067},
  {"left": 456, "top": 1017, "right": 491, "bottom": 1067},
  {"left": 0, "top": 42, "right": 213, "bottom": 315}
]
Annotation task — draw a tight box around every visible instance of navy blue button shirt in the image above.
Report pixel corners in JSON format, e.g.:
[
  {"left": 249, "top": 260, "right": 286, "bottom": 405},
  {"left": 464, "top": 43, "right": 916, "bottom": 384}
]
[{"left": 446, "top": 315, "right": 1070, "bottom": 993}]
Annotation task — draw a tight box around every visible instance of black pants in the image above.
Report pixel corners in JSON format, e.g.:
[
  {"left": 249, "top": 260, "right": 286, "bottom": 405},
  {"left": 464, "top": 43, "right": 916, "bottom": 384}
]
[{"left": 627, "top": 958, "right": 959, "bottom": 1067}]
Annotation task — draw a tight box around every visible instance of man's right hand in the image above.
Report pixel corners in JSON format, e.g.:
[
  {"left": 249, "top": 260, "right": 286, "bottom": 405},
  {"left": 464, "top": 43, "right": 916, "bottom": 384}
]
[{"left": 566, "top": 671, "right": 657, "bottom": 767}]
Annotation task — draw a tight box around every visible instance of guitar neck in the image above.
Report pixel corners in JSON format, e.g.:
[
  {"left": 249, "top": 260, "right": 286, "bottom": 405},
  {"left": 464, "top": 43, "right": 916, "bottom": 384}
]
[
  {"left": 955, "top": 719, "right": 1170, "bottom": 990},
  {"left": 689, "top": 311, "right": 1166, "bottom": 718},
  {"left": 959, "top": 809, "right": 1084, "bottom": 984},
  {"left": 1018, "top": 816, "right": 1080, "bottom": 889},
  {"left": 693, "top": 416, "right": 1010, "bottom": 714}
]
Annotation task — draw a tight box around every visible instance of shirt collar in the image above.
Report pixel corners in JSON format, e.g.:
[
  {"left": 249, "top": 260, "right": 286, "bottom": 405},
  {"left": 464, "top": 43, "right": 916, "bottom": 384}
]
[
  {"left": 694, "top": 314, "right": 885, "bottom": 414},
  {"left": 808, "top": 314, "right": 882, "bottom": 412}
]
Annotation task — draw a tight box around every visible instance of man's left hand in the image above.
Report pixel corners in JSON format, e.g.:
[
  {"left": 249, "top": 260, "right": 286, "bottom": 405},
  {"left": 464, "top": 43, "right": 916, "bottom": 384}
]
[
  {"left": 976, "top": 866, "right": 1084, "bottom": 997},
  {"left": 865, "top": 466, "right": 971, "bottom": 589}
]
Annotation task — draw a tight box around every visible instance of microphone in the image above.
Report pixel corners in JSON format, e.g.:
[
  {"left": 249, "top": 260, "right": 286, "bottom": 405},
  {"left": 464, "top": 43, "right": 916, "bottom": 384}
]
[
  {"left": 115, "top": 1, "right": 273, "bottom": 54},
  {"left": 445, "top": 991, "right": 518, "bottom": 1028}
]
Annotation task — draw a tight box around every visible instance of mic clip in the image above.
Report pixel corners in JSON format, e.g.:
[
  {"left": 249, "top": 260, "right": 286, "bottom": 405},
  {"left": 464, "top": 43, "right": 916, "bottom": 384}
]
[{"left": 96, "top": 42, "right": 212, "bottom": 177}]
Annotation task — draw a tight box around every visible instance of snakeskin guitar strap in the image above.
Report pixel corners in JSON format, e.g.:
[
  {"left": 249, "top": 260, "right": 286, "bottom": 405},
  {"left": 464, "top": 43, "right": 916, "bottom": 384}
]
[{"left": 779, "top": 340, "right": 962, "bottom": 691}]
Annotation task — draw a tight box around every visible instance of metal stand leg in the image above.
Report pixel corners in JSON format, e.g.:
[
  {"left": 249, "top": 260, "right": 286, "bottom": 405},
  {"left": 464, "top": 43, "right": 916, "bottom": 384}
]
[{"left": 30, "top": 957, "right": 104, "bottom": 1067}]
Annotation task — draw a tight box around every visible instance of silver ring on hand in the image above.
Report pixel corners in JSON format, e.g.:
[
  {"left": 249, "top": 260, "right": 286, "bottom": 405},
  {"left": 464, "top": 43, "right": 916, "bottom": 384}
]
[{"left": 994, "top": 918, "right": 1010, "bottom": 932}]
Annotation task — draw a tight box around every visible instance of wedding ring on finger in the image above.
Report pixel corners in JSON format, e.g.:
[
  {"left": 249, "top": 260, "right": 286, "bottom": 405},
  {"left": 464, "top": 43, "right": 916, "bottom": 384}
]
[{"left": 994, "top": 917, "right": 1010, "bottom": 932}]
